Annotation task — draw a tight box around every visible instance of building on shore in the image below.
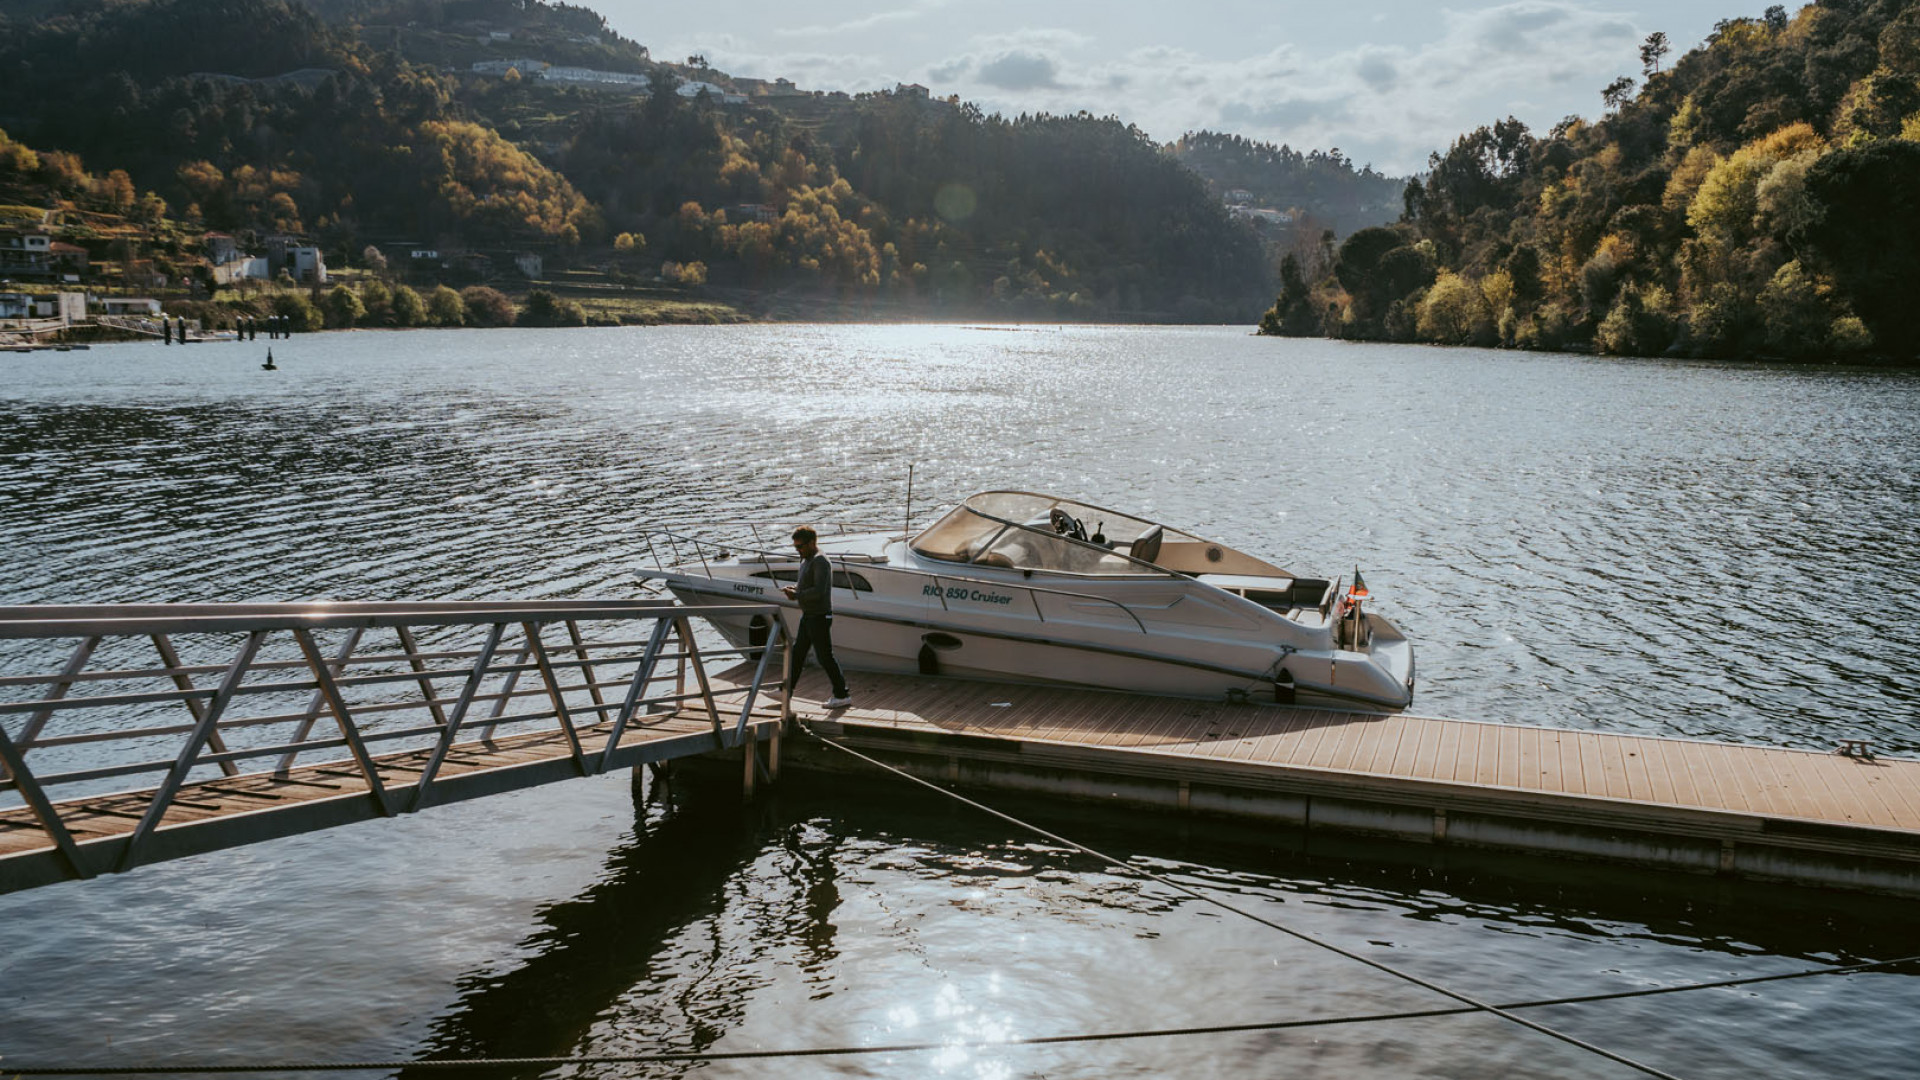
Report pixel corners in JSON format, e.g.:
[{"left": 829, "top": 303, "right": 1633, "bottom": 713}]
[
  {"left": 0, "top": 231, "right": 53, "bottom": 279},
  {"left": 264, "top": 236, "right": 327, "bottom": 284},
  {"left": 0, "top": 291, "right": 83, "bottom": 321},
  {"left": 100, "top": 297, "right": 162, "bottom": 317}
]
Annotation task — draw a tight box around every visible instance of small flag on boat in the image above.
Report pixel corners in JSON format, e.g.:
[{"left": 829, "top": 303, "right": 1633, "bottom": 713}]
[{"left": 1350, "top": 568, "right": 1369, "bottom": 600}]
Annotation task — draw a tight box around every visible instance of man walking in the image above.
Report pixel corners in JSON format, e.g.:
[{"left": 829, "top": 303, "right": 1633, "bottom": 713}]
[{"left": 784, "top": 526, "right": 852, "bottom": 709}]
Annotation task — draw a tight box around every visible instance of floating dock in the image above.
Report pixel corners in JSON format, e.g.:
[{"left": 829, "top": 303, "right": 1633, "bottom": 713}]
[
  {"left": 5, "top": 600, "right": 1916, "bottom": 901},
  {"left": 766, "top": 668, "right": 1920, "bottom": 898}
]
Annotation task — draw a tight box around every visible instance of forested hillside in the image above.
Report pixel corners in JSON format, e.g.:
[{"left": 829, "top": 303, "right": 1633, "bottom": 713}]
[
  {"left": 1174, "top": 132, "right": 1404, "bottom": 238},
  {"left": 1262, "top": 0, "right": 1920, "bottom": 359},
  {"left": 0, "top": 0, "right": 1324, "bottom": 321}
]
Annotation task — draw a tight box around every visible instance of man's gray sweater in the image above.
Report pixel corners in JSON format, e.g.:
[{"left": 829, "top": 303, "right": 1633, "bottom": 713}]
[{"left": 794, "top": 553, "right": 833, "bottom": 615}]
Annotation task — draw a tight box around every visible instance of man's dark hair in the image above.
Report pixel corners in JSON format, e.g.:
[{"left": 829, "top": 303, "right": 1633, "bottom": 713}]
[{"left": 792, "top": 526, "right": 818, "bottom": 545}]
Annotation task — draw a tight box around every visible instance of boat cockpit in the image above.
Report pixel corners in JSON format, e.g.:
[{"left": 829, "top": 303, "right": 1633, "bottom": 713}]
[
  {"left": 909, "top": 492, "right": 1181, "bottom": 576},
  {"left": 905, "top": 492, "right": 1338, "bottom": 616},
  {"left": 906, "top": 491, "right": 1288, "bottom": 578}
]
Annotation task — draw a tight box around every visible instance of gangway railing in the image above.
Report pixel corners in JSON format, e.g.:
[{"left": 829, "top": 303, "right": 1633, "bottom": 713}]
[{"left": 0, "top": 601, "right": 790, "bottom": 893}]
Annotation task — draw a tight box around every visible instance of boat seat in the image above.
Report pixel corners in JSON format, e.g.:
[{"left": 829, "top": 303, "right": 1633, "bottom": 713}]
[
  {"left": 972, "top": 540, "right": 1029, "bottom": 569},
  {"left": 1130, "top": 526, "right": 1164, "bottom": 564}
]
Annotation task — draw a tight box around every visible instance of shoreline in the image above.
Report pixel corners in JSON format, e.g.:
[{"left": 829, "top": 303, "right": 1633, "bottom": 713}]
[{"left": 18, "top": 321, "right": 1917, "bottom": 369}]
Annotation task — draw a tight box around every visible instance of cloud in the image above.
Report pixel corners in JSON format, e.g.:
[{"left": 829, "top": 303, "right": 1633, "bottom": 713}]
[
  {"left": 1354, "top": 49, "right": 1401, "bottom": 92},
  {"left": 639, "top": 1, "right": 1659, "bottom": 175},
  {"left": 975, "top": 50, "right": 1063, "bottom": 90},
  {"left": 929, "top": 29, "right": 1090, "bottom": 91},
  {"left": 774, "top": 1, "right": 953, "bottom": 40},
  {"left": 1468, "top": 2, "right": 1573, "bottom": 51},
  {"left": 1220, "top": 97, "right": 1352, "bottom": 131},
  {"left": 1150, "top": 2, "right": 1651, "bottom": 170}
]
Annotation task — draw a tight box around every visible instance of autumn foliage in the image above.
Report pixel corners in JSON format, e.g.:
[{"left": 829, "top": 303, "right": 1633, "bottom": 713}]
[{"left": 1266, "top": 0, "right": 1920, "bottom": 359}]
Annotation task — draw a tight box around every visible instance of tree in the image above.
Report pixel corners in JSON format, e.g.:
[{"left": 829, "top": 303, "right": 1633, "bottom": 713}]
[
  {"left": 1602, "top": 76, "right": 1637, "bottom": 113},
  {"left": 268, "top": 291, "right": 322, "bottom": 332},
  {"left": 1640, "top": 32, "right": 1670, "bottom": 76},
  {"left": 517, "top": 289, "right": 588, "bottom": 327},
  {"left": 361, "top": 245, "right": 388, "bottom": 276},
  {"left": 1333, "top": 227, "right": 1435, "bottom": 338},
  {"left": 101, "top": 169, "right": 136, "bottom": 212},
  {"left": 323, "top": 283, "right": 365, "bottom": 328},
  {"left": 664, "top": 260, "right": 708, "bottom": 286},
  {"left": 458, "top": 285, "right": 515, "bottom": 327},
  {"left": 1334, "top": 228, "right": 1404, "bottom": 304},
  {"left": 1793, "top": 141, "right": 1920, "bottom": 358},
  {"left": 1758, "top": 262, "right": 1833, "bottom": 357},
  {"left": 1416, "top": 270, "right": 1494, "bottom": 345},
  {"left": 390, "top": 284, "right": 426, "bottom": 327},
  {"left": 266, "top": 191, "right": 302, "bottom": 233},
  {"left": 1257, "top": 252, "right": 1318, "bottom": 336},
  {"left": 358, "top": 280, "right": 392, "bottom": 326},
  {"left": 133, "top": 192, "right": 168, "bottom": 223},
  {"left": 426, "top": 285, "right": 465, "bottom": 327},
  {"left": 1596, "top": 283, "right": 1677, "bottom": 356}
]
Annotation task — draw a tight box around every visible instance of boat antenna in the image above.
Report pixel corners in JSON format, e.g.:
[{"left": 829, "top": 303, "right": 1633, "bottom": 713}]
[{"left": 903, "top": 463, "right": 915, "bottom": 538}]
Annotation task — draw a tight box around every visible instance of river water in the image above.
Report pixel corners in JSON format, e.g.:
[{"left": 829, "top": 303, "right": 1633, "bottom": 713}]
[{"left": 1, "top": 325, "right": 1917, "bottom": 1078}]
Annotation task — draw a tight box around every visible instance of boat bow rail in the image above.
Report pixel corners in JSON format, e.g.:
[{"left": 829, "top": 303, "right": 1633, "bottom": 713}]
[{"left": 638, "top": 521, "right": 898, "bottom": 581}]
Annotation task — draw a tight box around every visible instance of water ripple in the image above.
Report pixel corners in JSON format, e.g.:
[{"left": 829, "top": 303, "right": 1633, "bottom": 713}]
[{"left": 3, "top": 329, "right": 1918, "bottom": 1078}]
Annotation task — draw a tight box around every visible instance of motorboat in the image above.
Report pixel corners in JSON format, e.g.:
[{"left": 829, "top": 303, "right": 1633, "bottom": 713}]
[{"left": 639, "top": 491, "right": 1415, "bottom": 710}]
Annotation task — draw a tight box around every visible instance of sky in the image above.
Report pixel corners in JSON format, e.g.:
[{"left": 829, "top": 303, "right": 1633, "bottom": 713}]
[{"left": 588, "top": 0, "right": 1762, "bottom": 175}]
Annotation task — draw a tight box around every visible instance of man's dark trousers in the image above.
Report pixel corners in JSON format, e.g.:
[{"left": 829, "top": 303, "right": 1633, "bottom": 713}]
[{"left": 790, "top": 613, "right": 849, "bottom": 698}]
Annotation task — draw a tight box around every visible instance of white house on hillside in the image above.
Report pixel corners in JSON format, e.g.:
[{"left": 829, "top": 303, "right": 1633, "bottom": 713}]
[
  {"left": 541, "top": 66, "right": 649, "bottom": 90},
  {"left": 472, "top": 58, "right": 548, "bottom": 76},
  {"left": 678, "top": 80, "right": 746, "bottom": 105}
]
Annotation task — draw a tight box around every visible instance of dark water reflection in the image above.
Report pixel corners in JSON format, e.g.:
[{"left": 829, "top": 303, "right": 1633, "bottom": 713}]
[
  {"left": 390, "top": 771, "right": 1920, "bottom": 1080},
  {"left": 2, "top": 327, "right": 1918, "bottom": 1077}
]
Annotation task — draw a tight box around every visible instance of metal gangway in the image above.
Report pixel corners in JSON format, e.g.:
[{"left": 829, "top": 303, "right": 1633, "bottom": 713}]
[{"left": 0, "top": 601, "right": 791, "bottom": 895}]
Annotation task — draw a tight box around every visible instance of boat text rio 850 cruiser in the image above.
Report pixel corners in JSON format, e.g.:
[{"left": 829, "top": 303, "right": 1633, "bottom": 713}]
[{"left": 641, "top": 491, "right": 1415, "bottom": 710}]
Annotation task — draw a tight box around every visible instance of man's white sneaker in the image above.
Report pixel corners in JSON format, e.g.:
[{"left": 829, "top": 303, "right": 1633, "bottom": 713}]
[{"left": 823, "top": 695, "right": 853, "bottom": 709}]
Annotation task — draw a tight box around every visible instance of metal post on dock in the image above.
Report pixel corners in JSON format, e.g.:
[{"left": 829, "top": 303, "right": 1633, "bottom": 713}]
[
  {"left": 741, "top": 727, "right": 756, "bottom": 801},
  {"left": 781, "top": 632, "right": 795, "bottom": 728}
]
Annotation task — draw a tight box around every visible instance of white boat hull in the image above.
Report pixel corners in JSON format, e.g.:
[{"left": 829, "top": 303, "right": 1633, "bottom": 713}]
[
  {"left": 642, "top": 492, "right": 1415, "bottom": 711},
  {"left": 661, "top": 575, "right": 1413, "bottom": 710}
]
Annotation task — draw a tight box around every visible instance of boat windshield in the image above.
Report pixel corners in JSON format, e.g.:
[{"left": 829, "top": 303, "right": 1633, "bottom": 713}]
[{"left": 910, "top": 492, "right": 1187, "bottom": 575}]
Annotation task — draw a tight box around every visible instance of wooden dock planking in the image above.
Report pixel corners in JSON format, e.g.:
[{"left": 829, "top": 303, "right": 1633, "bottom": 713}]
[
  {"left": 1638, "top": 736, "right": 1681, "bottom": 806},
  {"left": 1434, "top": 719, "right": 1467, "bottom": 784},
  {"left": 1140, "top": 700, "right": 1214, "bottom": 752},
  {"left": 767, "top": 669, "right": 1920, "bottom": 868},
  {"left": 1831, "top": 755, "right": 1903, "bottom": 827},
  {"left": 1799, "top": 753, "right": 1853, "bottom": 823},
  {"left": 1864, "top": 758, "right": 1920, "bottom": 824}
]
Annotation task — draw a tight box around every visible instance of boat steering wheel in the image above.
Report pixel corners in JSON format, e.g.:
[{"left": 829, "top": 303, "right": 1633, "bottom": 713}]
[{"left": 1049, "top": 508, "right": 1087, "bottom": 541}]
